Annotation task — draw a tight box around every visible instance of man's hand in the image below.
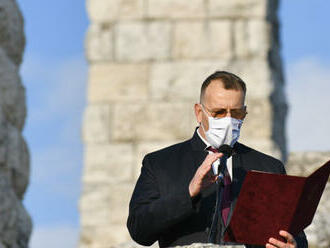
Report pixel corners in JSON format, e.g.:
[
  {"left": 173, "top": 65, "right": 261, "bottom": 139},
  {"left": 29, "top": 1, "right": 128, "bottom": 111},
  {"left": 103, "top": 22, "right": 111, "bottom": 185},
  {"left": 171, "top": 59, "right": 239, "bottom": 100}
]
[
  {"left": 188, "top": 152, "right": 222, "bottom": 197},
  {"left": 266, "top": 230, "right": 297, "bottom": 248}
]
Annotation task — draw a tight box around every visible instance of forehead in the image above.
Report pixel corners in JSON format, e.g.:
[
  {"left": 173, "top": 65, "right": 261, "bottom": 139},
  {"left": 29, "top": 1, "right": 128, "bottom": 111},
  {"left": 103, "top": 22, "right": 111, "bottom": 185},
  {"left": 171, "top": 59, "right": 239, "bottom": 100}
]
[{"left": 204, "top": 79, "right": 245, "bottom": 108}]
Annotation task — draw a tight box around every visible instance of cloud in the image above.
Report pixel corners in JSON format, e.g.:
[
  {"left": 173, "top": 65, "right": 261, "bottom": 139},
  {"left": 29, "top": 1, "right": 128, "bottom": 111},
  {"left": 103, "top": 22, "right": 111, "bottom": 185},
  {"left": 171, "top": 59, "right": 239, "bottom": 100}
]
[
  {"left": 286, "top": 57, "right": 330, "bottom": 151},
  {"left": 29, "top": 224, "right": 79, "bottom": 248}
]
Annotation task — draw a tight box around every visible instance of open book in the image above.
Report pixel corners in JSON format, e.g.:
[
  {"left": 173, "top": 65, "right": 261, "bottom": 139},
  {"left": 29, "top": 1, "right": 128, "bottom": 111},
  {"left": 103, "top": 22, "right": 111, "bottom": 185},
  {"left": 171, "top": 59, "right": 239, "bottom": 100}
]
[{"left": 223, "top": 160, "right": 330, "bottom": 245}]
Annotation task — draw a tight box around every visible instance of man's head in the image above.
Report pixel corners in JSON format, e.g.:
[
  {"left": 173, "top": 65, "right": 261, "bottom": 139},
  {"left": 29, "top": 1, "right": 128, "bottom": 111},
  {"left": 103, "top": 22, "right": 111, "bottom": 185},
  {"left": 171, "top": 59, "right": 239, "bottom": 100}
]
[{"left": 194, "top": 71, "right": 247, "bottom": 141}]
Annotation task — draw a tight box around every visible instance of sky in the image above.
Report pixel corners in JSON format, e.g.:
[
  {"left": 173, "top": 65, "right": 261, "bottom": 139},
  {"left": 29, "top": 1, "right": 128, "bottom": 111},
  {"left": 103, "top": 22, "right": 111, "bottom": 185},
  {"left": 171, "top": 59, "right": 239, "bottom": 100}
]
[{"left": 14, "top": 0, "right": 330, "bottom": 247}]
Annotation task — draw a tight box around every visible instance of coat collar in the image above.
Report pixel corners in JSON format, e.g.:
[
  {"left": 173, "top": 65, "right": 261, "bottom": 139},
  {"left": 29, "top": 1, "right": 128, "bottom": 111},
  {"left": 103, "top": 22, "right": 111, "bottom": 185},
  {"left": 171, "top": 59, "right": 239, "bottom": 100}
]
[{"left": 190, "top": 127, "right": 208, "bottom": 151}]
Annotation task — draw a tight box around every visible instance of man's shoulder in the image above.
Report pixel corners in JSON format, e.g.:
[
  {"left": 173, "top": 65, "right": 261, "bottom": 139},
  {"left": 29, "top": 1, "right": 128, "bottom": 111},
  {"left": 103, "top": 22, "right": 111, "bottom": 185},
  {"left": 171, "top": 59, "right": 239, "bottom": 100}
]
[
  {"left": 236, "top": 142, "right": 285, "bottom": 172},
  {"left": 144, "top": 139, "right": 191, "bottom": 161}
]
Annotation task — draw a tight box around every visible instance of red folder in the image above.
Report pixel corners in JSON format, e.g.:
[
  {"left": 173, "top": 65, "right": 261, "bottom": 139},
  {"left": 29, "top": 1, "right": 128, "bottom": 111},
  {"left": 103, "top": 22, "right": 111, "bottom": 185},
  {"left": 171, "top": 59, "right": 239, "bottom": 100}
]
[{"left": 224, "top": 160, "right": 330, "bottom": 246}]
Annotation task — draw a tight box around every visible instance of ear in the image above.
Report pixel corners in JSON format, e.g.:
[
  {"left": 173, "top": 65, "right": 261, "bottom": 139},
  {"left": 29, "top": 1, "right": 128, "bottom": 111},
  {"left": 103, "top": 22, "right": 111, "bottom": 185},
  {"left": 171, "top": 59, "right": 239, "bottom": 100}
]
[
  {"left": 194, "top": 103, "right": 203, "bottom": 124},
  {"left": 242, "top": 105, "right": 248, "bottom": 121}
]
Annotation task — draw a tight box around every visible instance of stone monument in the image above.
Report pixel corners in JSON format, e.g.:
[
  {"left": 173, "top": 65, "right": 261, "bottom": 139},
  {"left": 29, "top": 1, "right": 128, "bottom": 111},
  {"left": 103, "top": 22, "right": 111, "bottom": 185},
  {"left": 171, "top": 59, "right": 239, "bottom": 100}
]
[
  {"left": 0, "top": 0, "right": 32, "bottom": 247},
  {"left": 80, "top": 1, "right": 329, "bottom": 248}
]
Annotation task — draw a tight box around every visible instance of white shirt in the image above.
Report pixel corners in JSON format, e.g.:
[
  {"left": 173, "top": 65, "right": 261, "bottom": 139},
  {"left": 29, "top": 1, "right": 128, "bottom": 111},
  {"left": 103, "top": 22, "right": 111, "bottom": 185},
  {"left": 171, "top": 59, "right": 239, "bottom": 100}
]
[{"left": 197, "top": 128, "right": 233, "bottom": 180}]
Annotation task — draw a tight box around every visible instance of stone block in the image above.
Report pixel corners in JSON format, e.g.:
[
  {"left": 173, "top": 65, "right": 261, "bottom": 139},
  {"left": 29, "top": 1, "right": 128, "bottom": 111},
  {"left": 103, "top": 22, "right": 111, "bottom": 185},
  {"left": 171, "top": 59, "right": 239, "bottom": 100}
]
[
  {"left": 86, "top": 0, "right": 145, "bottom": 22},
  {"left": 84, "top": 143, "right": 134, "bottom": 183},
  {"left": 115, "top": 21, "right": 171, "bottom": 62},
  {"left": 287, "top": 152, "right": 330, "bottom": 247},
  {"left": 147, "top": 0, "right": 205, "bottom": 19},
  {"left": 112, "top": 102, "right": 195, "bottom": 142},
  {"left": 80, "top": 183, "right": 134, "bottom": 226},
  {"left": 239, "top": 101, "right": 271, "bottom": 138},
  {"left": 240, "top": 97, "right": 272, "bottom": 137},
  {"left": 88, "top": 63, "right": 149, "bottom": 103},
  {"left": 233, "top": 20, "right": 249, "bottom": 58},
  {"left": 6, "top": 124, "right": 30, "bottom": 199},
  {"left": 0, "top": 48, "right": 26, "bottom": 130},
  {"left": 0, "top": 175, "right": 32, "bottom": 246},
  {"left": 86, "top": 23, "right": 114, "bottom": 62},
  {"left": 305, "top": 183, "right": 330, "bottom": 247},
  {"left": 234, "top": 18, "right": 273, "bottom": 59},
  {"left": 227, "top": 59, "right": 273, "bottom": 98},
  {"left": 82, "top": 104, "right": 112, "bottom": 144},
  {"left": 173, "top": 21, "right": 232, "bottom": 60},
  {"left": 150, "top": 60, "right": 229, "bottom": 101},
  {"left": 208, "top": 0, "right": 267, "bottom": 19},
  {"left": 0, "top": 0, "right": 25, "bottom": 65},
  {"left": 287, "top": 152, "right": 330, "bottom": 177},
  {"left": 247, "top": 20, "right": 270, "bottom": 58},
  {"left": 80, "top": 225, "right": 131, "bottom": 247}
]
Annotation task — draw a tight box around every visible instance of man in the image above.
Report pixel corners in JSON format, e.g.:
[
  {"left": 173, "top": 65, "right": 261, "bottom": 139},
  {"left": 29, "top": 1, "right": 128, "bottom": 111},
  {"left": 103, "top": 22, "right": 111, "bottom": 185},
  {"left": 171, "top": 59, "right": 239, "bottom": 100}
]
[{"left": 127, "top": 71, "right": 308, "bottom": 248}]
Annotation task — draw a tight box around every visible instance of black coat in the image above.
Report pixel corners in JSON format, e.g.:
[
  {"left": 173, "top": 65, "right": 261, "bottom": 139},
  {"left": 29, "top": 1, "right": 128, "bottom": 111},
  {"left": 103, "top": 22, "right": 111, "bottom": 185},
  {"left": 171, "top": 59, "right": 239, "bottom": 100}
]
[{"left": 127, "top": 130, "right": 308, "bottom": 248}]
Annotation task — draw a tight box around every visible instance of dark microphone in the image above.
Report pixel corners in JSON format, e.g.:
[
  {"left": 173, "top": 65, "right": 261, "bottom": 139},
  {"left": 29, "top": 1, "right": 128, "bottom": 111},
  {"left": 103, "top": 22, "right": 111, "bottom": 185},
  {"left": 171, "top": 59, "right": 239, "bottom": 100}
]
[
  {"left": 216, "top": 145, "right": 233, "bottom": 178},
  {"left": 217, "top": 144, "right": 233, "bottom": 158},
  {"left": 208, "top": 144, "right": 233, "bottom": 243}
]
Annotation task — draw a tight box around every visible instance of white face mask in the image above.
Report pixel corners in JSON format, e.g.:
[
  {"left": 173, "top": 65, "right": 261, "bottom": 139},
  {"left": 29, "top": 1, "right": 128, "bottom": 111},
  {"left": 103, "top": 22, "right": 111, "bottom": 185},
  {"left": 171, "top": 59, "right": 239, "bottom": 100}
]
[{"left": 200, "top": 106, "right": 243, "bottom": 148}]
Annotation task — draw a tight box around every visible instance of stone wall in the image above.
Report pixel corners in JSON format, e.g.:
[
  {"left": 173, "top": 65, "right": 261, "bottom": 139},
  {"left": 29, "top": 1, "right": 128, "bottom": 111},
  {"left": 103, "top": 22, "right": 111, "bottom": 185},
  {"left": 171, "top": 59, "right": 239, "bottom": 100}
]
[
  {"left": 0, "top": 0, "right": 32, "bottom": 247},
  {"left": 287, "top": 152, "right": 330, "bottom": 248},
  {"left": 80, "top": 0, "right": 287, "bottom": 247}
]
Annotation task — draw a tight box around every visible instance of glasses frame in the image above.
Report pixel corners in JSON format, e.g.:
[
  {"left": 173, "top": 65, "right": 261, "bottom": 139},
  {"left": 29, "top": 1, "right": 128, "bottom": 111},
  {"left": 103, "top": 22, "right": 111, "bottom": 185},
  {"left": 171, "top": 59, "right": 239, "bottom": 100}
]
[{"left": 200, "top": 103, "right": 247, "bottom": 120}]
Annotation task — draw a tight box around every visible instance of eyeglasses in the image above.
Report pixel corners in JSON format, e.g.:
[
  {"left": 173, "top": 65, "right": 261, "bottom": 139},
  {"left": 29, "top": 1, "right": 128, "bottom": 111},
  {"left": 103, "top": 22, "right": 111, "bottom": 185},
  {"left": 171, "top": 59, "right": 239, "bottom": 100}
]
[{"left": 201, "top": 104, "right": 247, "bottom": 120}]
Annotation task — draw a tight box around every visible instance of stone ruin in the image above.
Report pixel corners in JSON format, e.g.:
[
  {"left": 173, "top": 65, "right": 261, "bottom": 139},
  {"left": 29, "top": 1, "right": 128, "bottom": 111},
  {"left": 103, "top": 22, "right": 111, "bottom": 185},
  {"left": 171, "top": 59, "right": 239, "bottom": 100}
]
[
  {"left": 0, "top": 0, "right": 328, "bottom": 248},
  {"left": 79, "top": 1, "right": 330, "bottom": 248},
  {"left": 0, "top": 0, "right": 32, "bottom": 247}
]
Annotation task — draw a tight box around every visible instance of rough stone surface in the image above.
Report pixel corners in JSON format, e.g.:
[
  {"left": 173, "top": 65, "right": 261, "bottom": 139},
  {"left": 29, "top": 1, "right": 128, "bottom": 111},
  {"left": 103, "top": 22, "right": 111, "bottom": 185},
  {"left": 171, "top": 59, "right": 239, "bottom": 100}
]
[
  {"left": 86, "top": 23, "right": 114, "bottom": 62},
  {"left": 84, "top": 144, "right": 134, "bottom": 183},
  {"left": 0, "top": 0, "right": 25, "bottom": 65},
  {"left": 82, "top": 104, "right": 112, "bottom": 144},
  {"left": 0, "top": 1, "right": 31, "bottom": 247},
  {"left": 88, "top": 63, "right": 149, "bottom": 102},
  {"left": 112, "top": 102, "right": 195, "bottom": 142},
  {"left": 115, "top": 21, "right": 171, "bottom": 62},
  {"left": 173, "top": 21, "right": 232, "bottom": 60},
  {"left": 147, "top": 0, "right": 206, "bottom": 19},
  {"left": 208, "top": 0, "right": 269, "bottom": 19},
  {"left": 287, "top": 152, "right": 330, "bottom": 248},
  {"left": 86, "top": 0, "right": 145, "bottom": 22},
  {"left": 80, "top": 0, "right": 308, "bottom": 247}
]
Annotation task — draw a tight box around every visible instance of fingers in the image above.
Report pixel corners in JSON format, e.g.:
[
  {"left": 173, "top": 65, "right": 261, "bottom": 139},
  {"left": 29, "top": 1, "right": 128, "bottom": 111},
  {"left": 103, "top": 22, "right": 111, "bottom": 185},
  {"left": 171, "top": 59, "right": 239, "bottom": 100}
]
[
  {"left": 265, "top": 244, "right": 277, "bottom": 248},
  {"left": 279, "top": 230, "right": 296, "bottom": 244},
  {"left": 200, "top": 153, "right": 222, "bottom": 173},
  {"left": 268, "top": 237, "right": 287, "bottom": 248},
  {"left": 267, "top": 231, "right": 297, "bottom": 248},
  {"left": 188, "top": 152, "right": 222, "bottom": 197}
]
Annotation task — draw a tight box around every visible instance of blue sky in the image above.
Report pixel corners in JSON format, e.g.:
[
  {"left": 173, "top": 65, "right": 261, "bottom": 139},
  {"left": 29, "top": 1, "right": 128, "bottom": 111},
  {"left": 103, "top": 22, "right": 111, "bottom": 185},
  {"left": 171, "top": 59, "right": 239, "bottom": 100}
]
[{"left": 15, "top": 0, "right": 330, "bottom": 247}]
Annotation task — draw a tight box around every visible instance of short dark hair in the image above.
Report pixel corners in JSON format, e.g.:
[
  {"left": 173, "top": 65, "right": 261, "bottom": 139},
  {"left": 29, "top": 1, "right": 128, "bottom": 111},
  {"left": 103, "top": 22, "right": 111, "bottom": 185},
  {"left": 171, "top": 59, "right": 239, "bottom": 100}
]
[{"left": 200, "top": 71, "right": 246, "bottom": 103}]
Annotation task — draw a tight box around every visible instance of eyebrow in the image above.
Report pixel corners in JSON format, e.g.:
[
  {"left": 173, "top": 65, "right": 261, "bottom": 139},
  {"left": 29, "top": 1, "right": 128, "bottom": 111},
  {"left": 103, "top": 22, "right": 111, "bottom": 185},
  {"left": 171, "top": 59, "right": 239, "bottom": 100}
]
[{"left": 210, "top": 107, "right": 244, "bottom": 111}]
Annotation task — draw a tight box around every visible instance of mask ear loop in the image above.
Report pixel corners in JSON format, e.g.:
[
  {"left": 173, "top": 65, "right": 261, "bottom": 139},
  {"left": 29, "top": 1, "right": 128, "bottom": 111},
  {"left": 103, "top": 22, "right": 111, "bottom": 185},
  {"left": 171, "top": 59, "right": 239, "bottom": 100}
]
[{"left": 199, "top": 104, "right": 208, "bottom": 133}]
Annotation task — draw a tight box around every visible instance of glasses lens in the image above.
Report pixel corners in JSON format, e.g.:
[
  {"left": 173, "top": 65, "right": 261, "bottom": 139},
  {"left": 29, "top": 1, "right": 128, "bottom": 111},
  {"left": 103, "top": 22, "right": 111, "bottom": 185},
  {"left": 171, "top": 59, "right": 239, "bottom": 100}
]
[
  {"left": 231, "top": 109, "right": 246, "bottom": 119},
  {"left": 214, "top": 109, "right": 227, "bottom": 118}
]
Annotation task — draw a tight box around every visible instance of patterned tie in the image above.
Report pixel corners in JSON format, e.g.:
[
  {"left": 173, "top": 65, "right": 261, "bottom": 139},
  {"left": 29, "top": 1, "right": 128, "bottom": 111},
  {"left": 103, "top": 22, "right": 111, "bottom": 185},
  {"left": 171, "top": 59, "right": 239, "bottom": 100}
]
[
  {"left": 207, "top": 146, "right": 232, "bottom": 226},
  {"left": 221, "top": 164, "right": 231, "bottom": 226}
]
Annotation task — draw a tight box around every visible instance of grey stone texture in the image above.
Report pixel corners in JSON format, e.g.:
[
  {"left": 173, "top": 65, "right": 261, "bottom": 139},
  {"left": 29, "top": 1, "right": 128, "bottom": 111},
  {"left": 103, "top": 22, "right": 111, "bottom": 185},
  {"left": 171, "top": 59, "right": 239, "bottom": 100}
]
[
  {"left": 80, "top": 0, "right": 328, "bottom": 248},
  {"left": 287, "top": 152, "right": 330, "bottom": 248},
  {"left": 0, "top": 0, "right": 32, "bottom": 247}
]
